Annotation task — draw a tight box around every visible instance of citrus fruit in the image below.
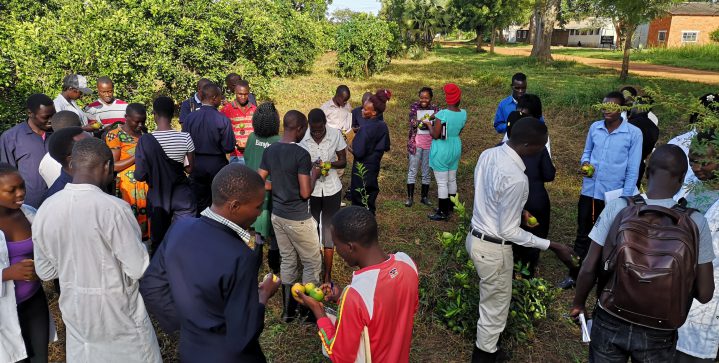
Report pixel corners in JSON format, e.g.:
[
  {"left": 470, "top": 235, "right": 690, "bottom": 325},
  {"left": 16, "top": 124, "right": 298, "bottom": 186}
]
[
  {"left": 291, "top": 283, "right": 305, "bottom": 302},
  {"left": 308, "top": 287, "right": 325, "bottom": 302},
  {"left": 304, "top": 282, "right": 316, "bottom": 294}
]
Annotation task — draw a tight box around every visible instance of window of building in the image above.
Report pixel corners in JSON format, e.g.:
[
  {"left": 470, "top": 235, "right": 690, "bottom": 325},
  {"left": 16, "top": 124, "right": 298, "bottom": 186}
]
[
  {"left": 681, "top": 31, "right": 698, "bottom": 43},
  {"left": 658, "top": 30, "right": 667, "bottom": 42},
  {"left": 596, "top": 28, "right": 601, "bottom": 35},
  {"left": 570, "top": 29, "right": 575, "bottom": 35}
]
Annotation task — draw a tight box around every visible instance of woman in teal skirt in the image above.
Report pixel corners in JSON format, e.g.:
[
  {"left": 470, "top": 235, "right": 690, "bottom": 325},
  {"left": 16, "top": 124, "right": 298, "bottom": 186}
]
[{"left": 428, "top": 83, "right": 467, "bottom": 221}]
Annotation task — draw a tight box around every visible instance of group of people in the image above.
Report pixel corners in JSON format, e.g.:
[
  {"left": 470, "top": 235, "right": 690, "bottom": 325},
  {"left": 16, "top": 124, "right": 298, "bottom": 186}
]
[{"left": 0, "top": 66, "right": 718, "bottom": 363}]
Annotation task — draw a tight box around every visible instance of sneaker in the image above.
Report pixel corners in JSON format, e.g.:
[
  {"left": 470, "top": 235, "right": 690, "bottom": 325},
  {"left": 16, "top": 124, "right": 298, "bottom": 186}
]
[{"left": 558, "top": 276, "right": 576, "bottom": 290}]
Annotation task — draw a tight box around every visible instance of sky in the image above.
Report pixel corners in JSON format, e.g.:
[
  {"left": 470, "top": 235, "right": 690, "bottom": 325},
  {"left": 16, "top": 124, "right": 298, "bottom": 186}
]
[{"left": 327, "top": 0, "right": 382, "bottom": 15}]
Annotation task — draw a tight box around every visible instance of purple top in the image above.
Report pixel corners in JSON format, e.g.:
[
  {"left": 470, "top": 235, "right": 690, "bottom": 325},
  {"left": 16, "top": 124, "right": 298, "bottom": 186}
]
[{"left": 7, "top": 237, "right": 40, "bottom": 303}]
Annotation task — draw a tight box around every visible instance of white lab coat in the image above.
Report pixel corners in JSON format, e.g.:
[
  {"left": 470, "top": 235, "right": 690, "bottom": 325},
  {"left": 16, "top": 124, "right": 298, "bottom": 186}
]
[
  {"left": 32, "top": 184, "right": 161, "bottom": 363},
  {"left": 677, "top": 199, "right": 719, "bottom": 359},
  {"left": 0, "top": 205, "right": 57, "bottom": 363},
  {"left": 669, "top": 130, "right": 700, "bottom": 200}
]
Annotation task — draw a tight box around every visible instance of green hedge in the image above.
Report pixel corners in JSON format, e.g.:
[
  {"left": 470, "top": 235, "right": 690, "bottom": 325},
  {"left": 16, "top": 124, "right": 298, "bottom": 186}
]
[
  {"left": 335, "top": 14, "right": 396, "bottom": 78},
  {"left": 0, "top": 0, "right": 324, "bottom": 131}
]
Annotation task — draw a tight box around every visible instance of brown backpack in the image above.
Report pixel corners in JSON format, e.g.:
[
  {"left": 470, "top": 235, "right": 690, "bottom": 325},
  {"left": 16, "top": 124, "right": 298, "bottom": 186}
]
[{"left": 599, "top": 195, "right": 700, "bottom": 330}]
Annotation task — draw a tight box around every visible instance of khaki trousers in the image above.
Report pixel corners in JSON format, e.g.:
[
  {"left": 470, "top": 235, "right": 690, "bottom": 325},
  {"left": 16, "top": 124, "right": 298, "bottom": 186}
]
[
  {"left": 465, "top": 232, "right": 514, "bottom": 353},
  {"left": 271, "top": 214, "right": 322, "bottom": 285}
]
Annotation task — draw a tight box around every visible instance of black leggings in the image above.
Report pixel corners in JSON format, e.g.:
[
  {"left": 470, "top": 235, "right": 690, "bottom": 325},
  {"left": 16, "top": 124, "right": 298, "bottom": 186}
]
[
  {"left": 17, "top": 288, "right": 50, "bottom": 363},
  {"left": 310, "top": 191, "right": 342, "bottom": 248}
]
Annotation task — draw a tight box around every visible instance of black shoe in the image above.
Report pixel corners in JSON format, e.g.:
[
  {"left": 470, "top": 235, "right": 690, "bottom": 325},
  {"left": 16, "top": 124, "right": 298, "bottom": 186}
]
[
  {"left": 405, "top": 184, "right": 415, "bottom": 207},
  {"left": 471, "top": 346, "right": 498, "bottom": 363},
  {"left": 281, "top": 284, "right": 298, "bottom": 322},
  {"left": 420, "top": 184, "right": 432, "bottom": 206},
  {"left": 428, "top": 198, "right": 449, "bottom": 221},
  {"left": 298, "top": 305, "right": 317, "bottom": 324},
  {"left": 558, "top": 276, "right": 576, "bottom": 290}
]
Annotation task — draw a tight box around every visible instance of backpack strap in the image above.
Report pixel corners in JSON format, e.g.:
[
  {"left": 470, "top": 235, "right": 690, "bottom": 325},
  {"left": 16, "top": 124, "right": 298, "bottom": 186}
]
[{"left": 630, "top": 194, "right": 646, "bottom": 206}]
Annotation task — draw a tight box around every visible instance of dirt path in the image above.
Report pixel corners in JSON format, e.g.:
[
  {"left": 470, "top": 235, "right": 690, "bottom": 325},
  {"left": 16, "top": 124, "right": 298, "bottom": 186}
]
[{"left": 493, "top": 46, "right": 719, "bottom": 85}]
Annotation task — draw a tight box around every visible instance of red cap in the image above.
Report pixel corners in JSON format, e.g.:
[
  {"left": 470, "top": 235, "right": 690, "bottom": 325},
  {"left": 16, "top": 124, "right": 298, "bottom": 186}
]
[{"left": 444, "top": 83, "right": 461, "bottom": 105}]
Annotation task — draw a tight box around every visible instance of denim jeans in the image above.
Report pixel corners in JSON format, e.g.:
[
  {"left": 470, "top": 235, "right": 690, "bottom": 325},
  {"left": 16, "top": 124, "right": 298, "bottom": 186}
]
[
  {"left": 590, "top": 307, "right": 678, "bottom": 363},
  {"left": 229, "top": 155, "right": 245, "bottom": 165}
]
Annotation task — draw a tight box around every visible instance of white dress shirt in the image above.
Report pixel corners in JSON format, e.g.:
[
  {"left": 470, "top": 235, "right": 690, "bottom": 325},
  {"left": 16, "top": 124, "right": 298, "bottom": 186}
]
[
  {"left": 669, "top": 129, "right": 700, "bottom": 200},
  {"left": 320, "top": 99, "right": 352, "bottom": 132},
  {"left": 32, "top": 183, "right": 161, "bottom": 363},
  {"left": 300, "top": 126, "right": 347, "bottom": 197},
  {"left": 471, "top": 143, "right": 550, "bottom": 250}
]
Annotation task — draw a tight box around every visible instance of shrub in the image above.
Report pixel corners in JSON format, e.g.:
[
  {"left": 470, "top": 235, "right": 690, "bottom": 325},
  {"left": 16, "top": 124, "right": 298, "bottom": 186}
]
[
  {"left": 335, "top": 14, "right": 395, "bottom": 78},
  {"left": 426, "top": 195, "right": 561, "bottom": 350},
  {"left": 0, "top": 0, "right": 324, "bottom": 132},
  {"left": 711, "top": 27, "right": 719, "bottom": 43}
]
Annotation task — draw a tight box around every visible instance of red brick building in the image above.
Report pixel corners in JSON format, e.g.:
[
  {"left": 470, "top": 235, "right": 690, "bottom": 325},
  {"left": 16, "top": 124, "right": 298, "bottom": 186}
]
[{"left": 647, "top": 2, "right": 719, "bottom": 47}]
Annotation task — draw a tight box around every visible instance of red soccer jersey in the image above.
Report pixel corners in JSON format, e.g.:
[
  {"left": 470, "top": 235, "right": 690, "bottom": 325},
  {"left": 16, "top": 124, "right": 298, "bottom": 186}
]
[
  {"left": 317, "top": 253, "right": 419, "bottom": 363},
  {"left": 220, "top": 101, "right": 256, "bottom": 157}
]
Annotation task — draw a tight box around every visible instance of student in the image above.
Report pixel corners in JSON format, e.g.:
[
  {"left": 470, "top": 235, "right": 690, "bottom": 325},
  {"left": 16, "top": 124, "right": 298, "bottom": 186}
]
[
  {"left": 33, "top": 138, "right": 161, "bottom": 362},
  {"left": 0, "top": 94, "right": 56, "bottom": 208},
  {"left": 53, "top": 74, "right": 92, "bottom": 129},
  {"left": 492, "top": 72, "right": 527, "bottom": 134},
  {"left": 42, "top": 127, "right": 89, "bottom": 204},
  {"left": 627, "top": 96, "right": 659, "bottom": 188},
  {"left": 38, "top": 110, "right": 81, "bottom": 188},
  {"left": 405, "top": 87, "right": 439, "bottom": 207},
  {"left": 300, "top": 109, "right": 347, "bottom": 283},
  {"left": 296, "top": 206, "right": 419, "bottom": 363},
  {"left": 506, "top": 105, "right": 556, "bottom": 279},
  {"left": 224, "top": 73, "right": 257, "bottom": 107},
  {"left": 676, "top": 132, "right": 719, "bottom": 362},
  {"left": 243, "top": 102, "right": 282, "bottom": 274},
  {"left": 428, "top": 84, "right": 466, "bottom": 221},
  {"left": 140, "top": 164, "right": 281, "bottom": 363},
  {"left": 350, "top": 89, "right": 392, "bottom": 214},
  {"left": 221, "top": 80, "right": 257, "bottom": 164},
  {"left": 84, "top": 76, "right": 128, "bottom": 128},
  {"left": 257, "top": 110, "right": 322, "bottom": 322},
  {"left": 182, "top": 83, "right": 236, "bottom": 214},
  {"left": 0, "top": 164, "right": 54, "bottom": 363},
  {"left": 559, "top": 91, "right": 643, "bottom": 289},
  {"left": 569, "top": 145, "right": 715, "bottom": 362},
  {"left": 179, "top": 78, "right": 212, "bottom": 124},
  {"left": 105, "top": 103, "right": 150, "bottom": 241},
  {"left": 320, "top": 85, "right": 352, "bottom": 134},
  {"left": 468, "top": 118, "right": 574, "bottom": 361},
  {"left": 134, "top": 96, "right": 197, "bottom": 253}
]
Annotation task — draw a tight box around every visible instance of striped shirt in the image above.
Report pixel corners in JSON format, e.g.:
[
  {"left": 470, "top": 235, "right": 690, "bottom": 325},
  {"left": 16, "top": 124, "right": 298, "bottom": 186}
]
[
  {"left": 84, "top": 99, "right": 128, "bottom": 125},
  {"left": 151, "top": 130, "right": 195, "bottom": 163}
]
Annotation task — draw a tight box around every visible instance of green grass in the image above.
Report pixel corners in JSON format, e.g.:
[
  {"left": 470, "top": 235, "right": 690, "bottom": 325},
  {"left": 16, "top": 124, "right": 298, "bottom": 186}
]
[
  {"left": 43, "top": 47, "right": 716, "bottom": 362},
  {"left": 552, "top": 44, "right": 719, "bottom": 72}
]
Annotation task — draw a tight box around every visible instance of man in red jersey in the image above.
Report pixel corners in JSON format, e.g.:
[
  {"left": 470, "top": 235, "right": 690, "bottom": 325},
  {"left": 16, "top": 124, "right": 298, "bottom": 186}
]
[{"left": 297, "top": 206, "right": 419, "bottom": 363}]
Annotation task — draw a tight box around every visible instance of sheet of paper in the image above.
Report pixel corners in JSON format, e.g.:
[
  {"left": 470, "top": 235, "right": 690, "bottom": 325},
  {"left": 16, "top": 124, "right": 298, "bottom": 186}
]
[
  {"left": 604, "top": 186, "right": 640, "bottom": 203},
  {"left": 579, "top": 313, "right": 591, "bottom": 343}
]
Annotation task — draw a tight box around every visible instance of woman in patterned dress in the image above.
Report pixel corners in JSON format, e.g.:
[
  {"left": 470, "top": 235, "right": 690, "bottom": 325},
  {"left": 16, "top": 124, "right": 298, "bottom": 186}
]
[{"left": 104, "top": 103, "right": 150, "bottom": 240}]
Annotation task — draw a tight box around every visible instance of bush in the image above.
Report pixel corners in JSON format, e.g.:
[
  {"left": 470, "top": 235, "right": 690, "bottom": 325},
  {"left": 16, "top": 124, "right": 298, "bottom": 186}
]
[
  {"left": 711, "top": 27, "right": 719, "bottom": 43},
  {"left": 335, "top": 14, "right": 396, "bottom": 78},
  {"left": 425, "top": 195, "right": 561, "bottom": 350},
  {"left": 0, "top": 0, "right": 324, "bottom": 132}
]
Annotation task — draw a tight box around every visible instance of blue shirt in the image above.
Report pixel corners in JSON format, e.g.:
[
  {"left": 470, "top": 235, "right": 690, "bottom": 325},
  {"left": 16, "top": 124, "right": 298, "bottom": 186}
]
[
  {"left": 179, "top": 93, "right": 202, "bottom": 124},
  {"left": 42, "top": 169, "right": 72, "bottom": 205},
  {"left": 493, "top": 95, "right": 516, "bottom": 133},
  {"left": 580, "top": 118, "right": 643, "bottom": 199},
  {"left": 0, "top": 121, "right": 51, "bottom": 208},
  {"left": 493, "top": 95, "right": 545, "bottom": 134}
]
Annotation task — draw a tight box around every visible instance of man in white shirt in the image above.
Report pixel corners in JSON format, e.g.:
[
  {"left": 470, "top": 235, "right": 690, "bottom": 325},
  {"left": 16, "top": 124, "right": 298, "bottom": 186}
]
[
  {"left": 32, "top": 138, "right": 161, "bottom": 363},
  {"left": 53, "top": 74, "right": 92, "bottom": 129},
  {"left": 38, "top": 111, "right": 81, "bottom": 187},
  {"left": 320, "top": 85, "right": 352, "bottom": 133},
  {"left": 468, "top": 117, "right": 574, "bottom": 362}
]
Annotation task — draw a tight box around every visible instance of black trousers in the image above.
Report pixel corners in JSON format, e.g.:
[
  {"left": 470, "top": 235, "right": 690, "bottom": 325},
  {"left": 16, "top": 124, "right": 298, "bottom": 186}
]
[
  {"left": 17, "top": 289, "right": 50, "bottom": 363},
  {"left": 310, "top": 191, "right": 342, "bottom": 248},
  {"left": 149, "top": 184, "right": 197, "bottom": 254},
  {"left": 571, "top": 195, "right": 605, "bottom": 277},
  {"left": 513, "top": 198, "right": 551, "bottom": 278},
  {"left": 189, "top": 175, "right": 213, "bottom": 217},
  {"left": 350, "top": 162, "right": 380, "bottom": 214}
]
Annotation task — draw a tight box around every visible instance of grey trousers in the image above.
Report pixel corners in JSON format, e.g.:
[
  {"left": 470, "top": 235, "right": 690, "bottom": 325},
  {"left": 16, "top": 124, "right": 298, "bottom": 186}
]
[
  {"left": 271, "top": 214, "right": 322, "bottom": 285},
  {"left": 407, "top": 147, "right": 431, "bottom": 185}
]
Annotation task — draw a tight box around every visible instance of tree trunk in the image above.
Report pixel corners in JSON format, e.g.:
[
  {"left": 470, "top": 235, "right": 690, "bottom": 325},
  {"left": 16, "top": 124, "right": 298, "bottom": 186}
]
[
  {"left": 528, "top": 11, "right": 536, "bottom": 44},
  {"left": 475, "top": 26, "right": 484, "bottom": 52},
  {"left": 619, "top": 26, "right": 635, "bottom": 81},
  {"left": 530, "top": 0, "right": 559, "bottom": 62},
  {"left": 490, "top": 27, "right": 496, "bottom": 54}
]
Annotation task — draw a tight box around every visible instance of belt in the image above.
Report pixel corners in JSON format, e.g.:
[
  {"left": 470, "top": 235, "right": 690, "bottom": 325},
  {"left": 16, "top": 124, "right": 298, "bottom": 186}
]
[{"left": 471, "top": 228, "right": 509, "bottom": 245}]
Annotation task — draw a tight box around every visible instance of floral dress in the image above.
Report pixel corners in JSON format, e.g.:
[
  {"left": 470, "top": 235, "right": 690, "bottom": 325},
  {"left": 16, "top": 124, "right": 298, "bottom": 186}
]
[{"left": 105, "top": 128, "right": 149, "bottom": 240}]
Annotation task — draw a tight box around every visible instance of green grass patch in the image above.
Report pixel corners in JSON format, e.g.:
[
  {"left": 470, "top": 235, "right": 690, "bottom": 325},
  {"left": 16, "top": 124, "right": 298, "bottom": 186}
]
[{"left": 553, "top": 44, "right": 719, "bottom": 72}]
